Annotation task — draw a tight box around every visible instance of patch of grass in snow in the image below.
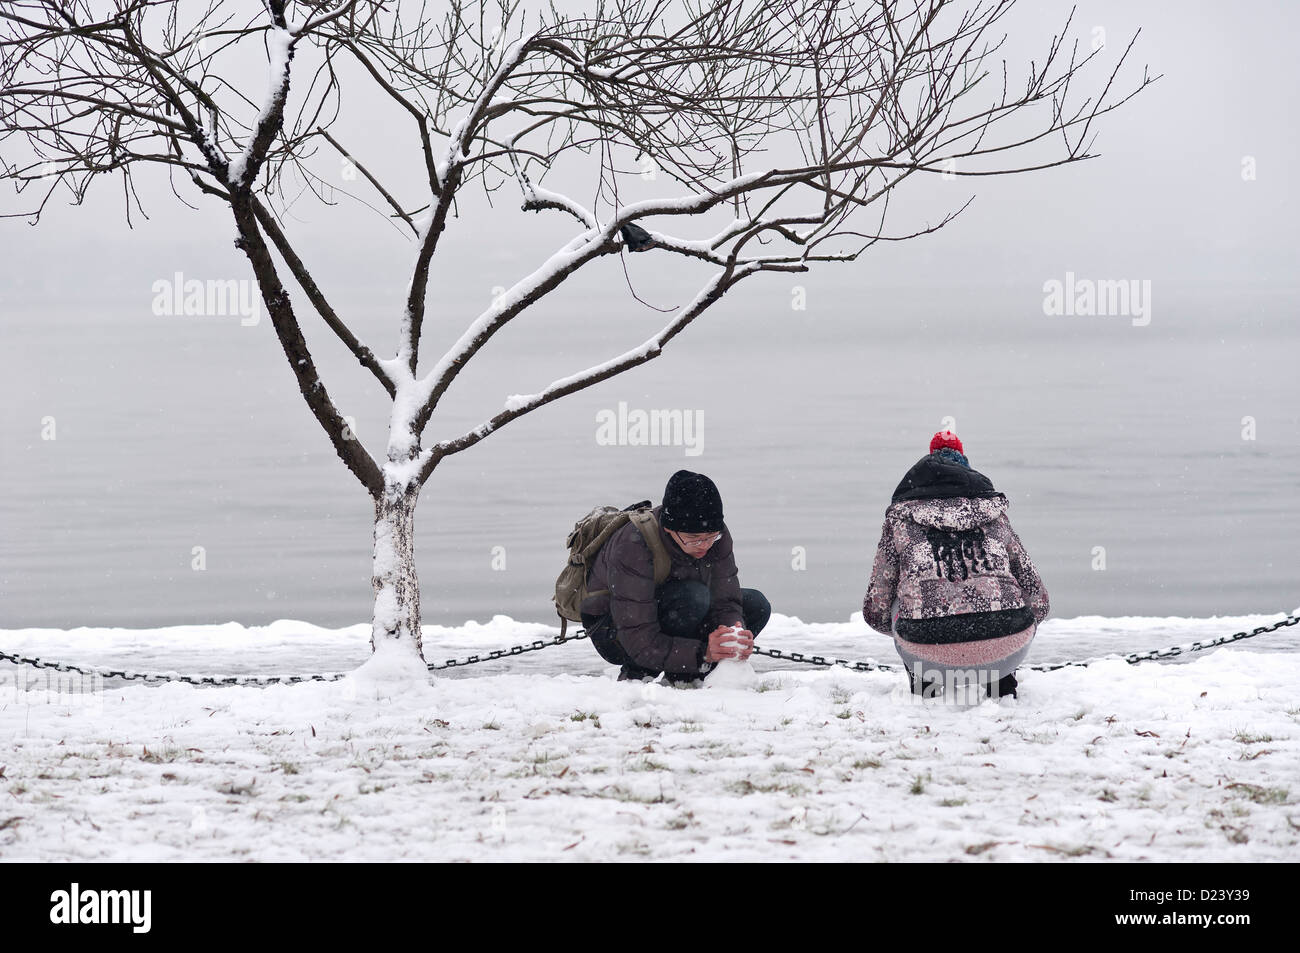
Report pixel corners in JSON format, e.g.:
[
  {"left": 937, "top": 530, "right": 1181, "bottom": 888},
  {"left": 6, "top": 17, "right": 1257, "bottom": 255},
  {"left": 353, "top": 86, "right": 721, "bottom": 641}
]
[
  {"left": 940, "top": 798, "right": 967, "bottom": 807},
  {"left": 909, "top": 774, "right": 929, "bottom": 795},
  {"left": 696, "top": 742, "right": 744, "bottom": 760},
  {"left": 727, "top": 778, "right": 809, "bottom": 797},
  {"left": 1205, "top": 808, "right": 1251, "bottom": 845},
  {"left": 569, "top": 711, "right": 598, "bottom": 723},
  {"left": 1010, "top": 727, "right": 1057, "bottom": 745},
  {"left": 1226, "top": 783, "right": 1289, "bottom": 805},
  {"left": 852, "top": 757, "right": 882, "bottom": 770},
  {"left": 139, "top": 744, "right": 186, "bottom": 764},
  {"left": 217, "top": 778, "right": 256, "bottom": 797},
  {"left": 1232, "top": 730, "right": 1274, "bottom": 744},
  {"left": 665, "top": 812, "right": 695, "bottom": 830},
  {"left": 598, "top": 785, "right": 672, "bottom": 805},
  {"left": 627, "top": 757, "right": 670, "bottom": 772},
  {"left": 830, "top": 688, "right": 853, "bottom": 704},
  {"left": 1237, "top": 748, "right": 1275, "bottom": 761},
  {"left": 677, "top": 722, "right": 703, "bottom": 733},
  {"left": 1222, "top": 826, "right": 1250, "bottom": 845},
  {"left": 280, "top": 793, "right": 310, "bottom": 803},
  {"left": 835, "top": 709, "right": 853, "bottom": 720},
  {"left": 1029, "top": 843, "right": 1099, "bottom": 858},
  {"left": 482, "top": 720, "right": 502, "bottom": 731},
  {"left": 754, "top": 679, "right": 781, "bottom": 693},
  {"left": 1098, "top": 788, "right": 1119, "bottom": 802},
  {"left": 277, "top": 762, "right": 301, "bottom": 775}
]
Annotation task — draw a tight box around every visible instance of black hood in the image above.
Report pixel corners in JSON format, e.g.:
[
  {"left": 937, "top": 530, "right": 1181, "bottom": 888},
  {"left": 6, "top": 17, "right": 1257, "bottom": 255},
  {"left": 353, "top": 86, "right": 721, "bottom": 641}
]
[{"left": 891, "top": 454, "right": 1002, "bottom": 503}]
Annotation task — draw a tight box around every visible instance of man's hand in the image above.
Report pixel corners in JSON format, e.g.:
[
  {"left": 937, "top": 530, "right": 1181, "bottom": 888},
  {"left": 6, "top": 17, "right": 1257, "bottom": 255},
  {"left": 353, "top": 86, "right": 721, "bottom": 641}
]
[{"left": 705, "top": 625, "right": 754, "bottom": 662}]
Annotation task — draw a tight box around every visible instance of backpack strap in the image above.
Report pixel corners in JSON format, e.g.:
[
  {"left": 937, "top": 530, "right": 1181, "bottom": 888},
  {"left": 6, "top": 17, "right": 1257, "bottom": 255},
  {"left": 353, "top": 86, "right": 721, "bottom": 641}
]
[
  {"left": 576, "top": 513, "right": 632, "bottom": 565},
  {"left": 627, "top": 507, "right": 671, "bottom": 586}
]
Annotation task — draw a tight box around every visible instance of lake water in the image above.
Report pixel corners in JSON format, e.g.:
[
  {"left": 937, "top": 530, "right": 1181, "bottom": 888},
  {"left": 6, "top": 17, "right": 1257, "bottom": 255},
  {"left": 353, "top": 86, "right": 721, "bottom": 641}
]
[{"left": 2, "top": 273, "right": 1297, "bottom": 631}]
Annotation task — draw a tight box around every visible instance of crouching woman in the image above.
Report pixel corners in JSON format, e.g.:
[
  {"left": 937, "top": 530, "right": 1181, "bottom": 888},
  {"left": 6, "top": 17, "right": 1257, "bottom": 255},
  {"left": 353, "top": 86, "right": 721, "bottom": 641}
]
[{"left": 863, "top": 432, "right": 1049, "bottom": 700}]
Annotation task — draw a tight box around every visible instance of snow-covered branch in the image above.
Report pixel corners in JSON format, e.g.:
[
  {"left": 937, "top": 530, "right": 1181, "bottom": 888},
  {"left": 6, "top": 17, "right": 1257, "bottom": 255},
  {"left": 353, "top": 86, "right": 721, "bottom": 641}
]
[
  {"left": 420, "top": 261, "right": 759, "bottom": 478},
  {"left": 227, "top": 23, "right": 294, "bottom": 190},
  {"left": 511, "top": 150, "right": 599, "bottom": 230},
  {"left": 0, "top": 0, "right": 1155, "bottom": 662},
  {"left": 408, "top": 227, "right": 623, "bottom": 437},
  {"left": 391, "top": 34, "right": 539, "bottom": 377}
]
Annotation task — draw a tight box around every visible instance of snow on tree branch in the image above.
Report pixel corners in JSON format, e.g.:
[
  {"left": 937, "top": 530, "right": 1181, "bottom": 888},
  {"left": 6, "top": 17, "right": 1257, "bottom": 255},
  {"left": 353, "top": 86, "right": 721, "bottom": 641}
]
[
  {"left": 423, "top": 260, "right": 761, "bottom": 475},
  {"left": 1, "top": 0, "right": 1155, "bottom": 498},
  {"left": 227, "top": 24, "right": 294, "bottom": 190}
]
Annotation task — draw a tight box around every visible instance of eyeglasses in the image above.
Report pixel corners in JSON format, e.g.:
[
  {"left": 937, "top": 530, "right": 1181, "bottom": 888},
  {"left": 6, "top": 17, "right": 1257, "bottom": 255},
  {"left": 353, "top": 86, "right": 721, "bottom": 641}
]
[{"left": 674, "top": 531, "right": 721, "bottom": 547}]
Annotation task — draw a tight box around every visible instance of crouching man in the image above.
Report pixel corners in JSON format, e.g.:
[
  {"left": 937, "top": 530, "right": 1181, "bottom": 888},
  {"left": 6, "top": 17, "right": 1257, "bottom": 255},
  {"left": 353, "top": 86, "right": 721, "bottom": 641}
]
[{"left": 581, "top": 470, "right": 771, "bottom": 685}]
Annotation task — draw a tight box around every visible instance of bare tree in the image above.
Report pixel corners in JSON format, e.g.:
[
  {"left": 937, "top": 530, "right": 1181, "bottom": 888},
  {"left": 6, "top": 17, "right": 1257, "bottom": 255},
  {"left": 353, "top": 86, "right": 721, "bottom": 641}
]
[{"left": 0, "top": 0, "right": 1153, "bottom": 667}]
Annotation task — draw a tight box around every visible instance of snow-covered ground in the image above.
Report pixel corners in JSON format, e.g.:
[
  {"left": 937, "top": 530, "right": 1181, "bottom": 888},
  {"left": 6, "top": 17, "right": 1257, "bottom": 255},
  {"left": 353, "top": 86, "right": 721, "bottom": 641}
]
[{"left": 1, "top": 612, "right": 1297, "bottom": 862}]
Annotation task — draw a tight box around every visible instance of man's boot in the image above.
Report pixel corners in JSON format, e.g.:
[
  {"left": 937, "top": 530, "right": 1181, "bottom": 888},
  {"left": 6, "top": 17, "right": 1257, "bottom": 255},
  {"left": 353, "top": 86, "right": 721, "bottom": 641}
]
[{"left": 618, "top": 664, "right": 658, "bottom": 683}]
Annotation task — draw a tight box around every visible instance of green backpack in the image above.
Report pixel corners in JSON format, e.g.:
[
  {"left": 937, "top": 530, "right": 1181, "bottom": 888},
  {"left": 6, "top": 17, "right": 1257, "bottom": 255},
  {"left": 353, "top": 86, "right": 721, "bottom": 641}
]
[{"left": 554, "top": 500, "right": 672, "bottom": 636}]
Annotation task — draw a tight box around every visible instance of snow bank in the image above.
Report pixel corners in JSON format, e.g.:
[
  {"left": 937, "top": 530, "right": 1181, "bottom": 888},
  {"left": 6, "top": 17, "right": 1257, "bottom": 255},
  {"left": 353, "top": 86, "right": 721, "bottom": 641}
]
[{"left": 0, "top": 613, "right": 1296, "bottom": 862}]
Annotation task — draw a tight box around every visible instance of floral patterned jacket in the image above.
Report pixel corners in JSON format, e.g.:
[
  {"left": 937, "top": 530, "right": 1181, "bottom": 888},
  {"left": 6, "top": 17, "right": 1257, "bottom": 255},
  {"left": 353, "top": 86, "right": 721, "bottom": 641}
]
[{"left": 863, "top": 457, "right": 1049, "bottom": 636}]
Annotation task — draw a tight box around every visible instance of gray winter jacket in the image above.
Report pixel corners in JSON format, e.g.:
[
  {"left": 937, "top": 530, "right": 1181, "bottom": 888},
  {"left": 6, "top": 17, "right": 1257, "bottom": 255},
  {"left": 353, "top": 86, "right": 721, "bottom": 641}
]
[{"left": 581, "top": 505, "right": 744, "bottom": 674}]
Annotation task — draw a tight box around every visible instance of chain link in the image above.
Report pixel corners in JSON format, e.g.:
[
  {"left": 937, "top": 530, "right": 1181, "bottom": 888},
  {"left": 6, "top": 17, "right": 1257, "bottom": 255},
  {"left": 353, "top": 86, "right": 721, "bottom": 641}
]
[
  {"left": 754, "top": 612, "right": 1300, "bottom": 673},
  {"left": 751, "top": 646, "right": 901, "bottom": 672},
  {"left": 1023, "top": 611, "right": 1300, "bottom": 672},
  {"left": 0, "top": 650, "right": 351, "bottom": 686},
  {"left": 425, "top": 630, "right": 587, "bottom": 671},
  {"left": 1, "top": 614, "right": 1294, "bottom": 686}
]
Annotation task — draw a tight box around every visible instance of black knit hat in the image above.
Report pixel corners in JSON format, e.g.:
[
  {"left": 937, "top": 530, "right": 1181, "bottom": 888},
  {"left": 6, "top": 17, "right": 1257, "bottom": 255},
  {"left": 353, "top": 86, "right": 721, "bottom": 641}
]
[{"left": 660, "top": 470, "right": 724, "bottom": 532}]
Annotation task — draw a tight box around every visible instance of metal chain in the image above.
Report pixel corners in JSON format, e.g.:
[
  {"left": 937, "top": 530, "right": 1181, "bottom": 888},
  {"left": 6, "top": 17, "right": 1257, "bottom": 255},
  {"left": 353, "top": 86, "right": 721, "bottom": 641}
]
[
  {"left": 0, "top": 649, "right": 349, "bottom": 686},
  {"left": 0, "top": 630, "right": 592, "bottom": 685},
  {"left": 1, "top": 614, "right": 1294, "bottom": 686},
  {"left": 754, "top": 612, "right": 1300, "bottom": 673},
  {"left": 1024, "top": 611, "right": 1300, "bottom": 672},
  {"left": 751, "top": 646, "right": 901, "bottom": 672},
  {"left": 425, "top": 630, "right": 588, "bottom": 671}
]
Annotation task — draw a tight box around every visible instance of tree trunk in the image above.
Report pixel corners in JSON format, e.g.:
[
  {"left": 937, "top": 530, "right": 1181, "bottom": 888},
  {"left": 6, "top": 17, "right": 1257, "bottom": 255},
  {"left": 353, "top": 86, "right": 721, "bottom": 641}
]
[{"left": 371, "top": 484, "right": 424, "bottom": 661}]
